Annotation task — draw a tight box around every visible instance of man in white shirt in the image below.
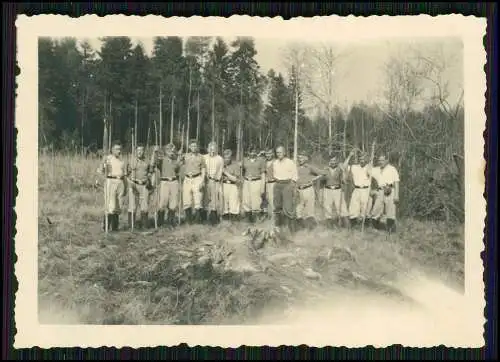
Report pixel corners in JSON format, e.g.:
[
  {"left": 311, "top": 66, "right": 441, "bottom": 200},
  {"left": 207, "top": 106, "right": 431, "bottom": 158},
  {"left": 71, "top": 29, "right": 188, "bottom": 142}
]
[
  {"left": 370, "top": 154, "right": 400, "bottom": 233},
  {"left": 347, "top": 152, "right": 374, "bottom": 228},
  {"left": 272, "top": 146, "right": 299, "bottom": 233},
  {"left": 97, "top": 141, "right": 126, "bottom": 232},
  {"left": 203, "top": 141, "right": 224, "bottom": 225}
]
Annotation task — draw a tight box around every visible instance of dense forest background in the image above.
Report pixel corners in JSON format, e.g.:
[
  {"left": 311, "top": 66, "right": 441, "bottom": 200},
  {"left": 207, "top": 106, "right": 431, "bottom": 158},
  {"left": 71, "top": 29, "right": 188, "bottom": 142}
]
[{"left": 38, "top": 36, "right": 465, "bottom": 222}]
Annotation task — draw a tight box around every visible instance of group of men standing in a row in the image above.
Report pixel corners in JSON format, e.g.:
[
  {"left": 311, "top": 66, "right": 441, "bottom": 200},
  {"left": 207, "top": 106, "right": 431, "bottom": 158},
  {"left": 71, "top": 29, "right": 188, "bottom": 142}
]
[{"left": 97, "top": 138, "right": 400, "bottom": 234}]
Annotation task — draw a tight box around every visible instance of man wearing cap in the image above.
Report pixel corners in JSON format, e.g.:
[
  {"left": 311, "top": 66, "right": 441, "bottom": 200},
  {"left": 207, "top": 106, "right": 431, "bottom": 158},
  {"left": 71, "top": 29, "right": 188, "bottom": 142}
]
[
  {"left": 369, "top": 154, "right": 400, "bottom": 233},
  {"left": 97, "top": 140, "right": 126, "bottom": 232},
  {"left": 264, "top": 149, "right": 276, "bottom": 220},
  {"left": 321, "top": 152, "right": 353, "bottom": 229},
  {"left": 126, "top": 144, "right": 154, "bottom": 230},
  {"left": 203, "top": 141, "right": 224, "bottom": 225},
  {"left": 241, "top": 147, "right": 266, "bottom": 223},
  {"left": 295, "top": 154, "right": 324, "bottom": 230},
  {"left": 221, "top": 149, "right": 241, "bottom": 222},
  {"left": 272, "top": 146, "right": 298, "bottom": 233},
  {"left": 347, "top": 151, "right": 373, "bottom": 229},
  {"left": 181, "top": 139, "right": 206, "bottom": 224},
  {"left": 155, "top": 143, "right": 182, "bottom": 228}
]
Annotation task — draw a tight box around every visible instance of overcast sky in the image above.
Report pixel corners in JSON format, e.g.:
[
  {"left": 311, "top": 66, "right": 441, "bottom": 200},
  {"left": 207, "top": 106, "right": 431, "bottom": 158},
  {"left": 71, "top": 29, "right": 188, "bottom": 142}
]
[{"left": 83, "top": 36, "right": 463, "bottom": 112}]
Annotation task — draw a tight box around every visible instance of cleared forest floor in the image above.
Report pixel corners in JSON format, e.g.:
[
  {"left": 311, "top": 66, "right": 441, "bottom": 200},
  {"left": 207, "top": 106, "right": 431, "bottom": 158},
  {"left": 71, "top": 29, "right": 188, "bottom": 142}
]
[{"left": 38, "top": 154, "right": 465, "bottom": 326}]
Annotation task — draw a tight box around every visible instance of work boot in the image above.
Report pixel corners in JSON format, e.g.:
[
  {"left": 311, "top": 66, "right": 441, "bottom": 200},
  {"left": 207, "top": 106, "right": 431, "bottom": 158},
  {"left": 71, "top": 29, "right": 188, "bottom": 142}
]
[
  {"left": 200, "top": 209, "right": 208, "bottom": 224},
  {"left": 386, "top": 219, "right": 396, "bottom": 233},
  {"left": 342, "top": 217, "right": 351, "bottom": 229},
  {"left": 307, "top": 217, "right": 317, "bottom": 231},
  {"left": 350, "top": 218, "right": 358, "bottom": 230},
  {"left": 192, "top": 208, "right": 201, "bottom": 224},
  {"left": 288, "top": 217, "right": 297, "bottom": 234},
  {"left": 185, "top": 208, "right": 192, "bottom": 224},
  {"left": 295, "top": 218, "right": 303, "bottom": 231},
  {"left": 157, "top": 210, "right": 165, "bottom": 227},
  {"left": 141, "top": 212, "right": 149, "bottom": 229},
  {"left": 364, "top": 218, "right": 372, "bottom": 229},
  {"left": 167, "top": 210, "right": 175, "bottom": 228},
  {"left": 111, "top": 214, "right": 119, "bottom": 231}
]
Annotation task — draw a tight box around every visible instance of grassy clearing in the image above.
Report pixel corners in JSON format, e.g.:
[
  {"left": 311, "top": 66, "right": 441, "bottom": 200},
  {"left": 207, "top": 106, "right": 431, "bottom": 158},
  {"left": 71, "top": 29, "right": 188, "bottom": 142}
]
[{"left": 38, "top": 153, "right": 464, "bottom": 325}]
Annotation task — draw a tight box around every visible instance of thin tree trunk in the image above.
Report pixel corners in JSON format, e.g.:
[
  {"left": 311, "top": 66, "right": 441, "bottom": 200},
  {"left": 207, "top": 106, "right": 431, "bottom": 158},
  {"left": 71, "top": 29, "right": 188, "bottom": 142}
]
[
  {"left": 170, "top": 96, "right": 175, "bottom": 144},
  {"left": 186, "top": 67, "right": 192, "bottom": 148},
  {"left": 80, "top": 88, "right": 85, "bottom": 157},
  {"left": 196, "top": 89, "right": 200, "bottom": 142},
  {"left": 212, "top": 84, "right": 215, "bottom": 141},
  {"left": 361, "top": 107, "right": 365, "bottom": 152},
  {"left": 146, "top": 115, "right": 151, "bottom": 150},
  {"left": 134, "top": 98, "right": 138, "bottom": 148},
  {"left": 328, "top": 107, "right": 332, "bottom": 156},
  {"left": 293, "top": 81, "right": 299, "bottom": 163},
  {"left": 159, "top": 85, "right": 163, "bottom": 148},
  {"left": 236, "top": 84, "right": 243, "bottom": 161},
  {"left": 108, "top": 99, "right": 112, "bottom": 153}
]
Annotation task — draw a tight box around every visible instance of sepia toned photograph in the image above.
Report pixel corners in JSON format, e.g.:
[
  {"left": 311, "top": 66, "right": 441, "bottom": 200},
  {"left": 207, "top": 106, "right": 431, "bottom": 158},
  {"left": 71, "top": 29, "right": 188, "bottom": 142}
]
[{"left": 15, "top": 15, "right": 486, "bottom": 348}]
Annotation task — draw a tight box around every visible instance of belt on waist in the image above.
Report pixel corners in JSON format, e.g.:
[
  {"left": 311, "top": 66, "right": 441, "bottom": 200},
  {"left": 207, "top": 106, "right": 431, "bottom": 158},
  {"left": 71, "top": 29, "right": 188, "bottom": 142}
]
[
  {"left": 184, "top": 173, "right": 201, "bottom": 178},
  {"left": 267, "top": 180, "right": 276, "bottom": 184},
  {"left": 275, "top": 179, "right": 291, "bottom": 183},
  {"left": 244, "top": 177, "right": 261, "bottom": 181},
  {"left": 161, "top": 177, "right": 177, "bottom": 182},
  {"left": 354, "top": 186, "right": 369, "bottom": 189},
  {"left": 298, "top": 183, "right": 313, "bottom": 190},
  {"left": 107, "top": 176, "right": 124, "bottom": 180},
  {"left": 378, "top": 184, "right": 394, "bottom": 190},
  {"left": 223, "top": 180, "right": 237, "bottom": 184},
  {"left": 208, "top": 177, "right": 221, "bottom": 182},
  {"left": 325, "top": 185, "right": 341, "bottom": 190},
  {"left": 130, "top": 179, "right": 148, "bottom": 185}
]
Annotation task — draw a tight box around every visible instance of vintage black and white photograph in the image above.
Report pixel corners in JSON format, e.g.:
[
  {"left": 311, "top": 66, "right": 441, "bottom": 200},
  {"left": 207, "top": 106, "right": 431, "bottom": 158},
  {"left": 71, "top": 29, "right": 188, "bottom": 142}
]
[{"left": 15, "top": 15, "right": 486, "bottom": 348}]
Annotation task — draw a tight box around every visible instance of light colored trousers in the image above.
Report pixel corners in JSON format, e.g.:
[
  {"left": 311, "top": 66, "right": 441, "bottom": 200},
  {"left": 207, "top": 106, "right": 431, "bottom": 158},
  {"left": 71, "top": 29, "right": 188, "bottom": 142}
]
[
  {"left": 104, "top": 178, "right": 125, "bottom": 214},
  {"left": 349, "top": 187, "right": 373, "bottom": 219},
  {"left": 242, "top": 180, "right": 262, "bottom": 212},
  {"left": 128, "top": 181, "right": 149, "bottom": 213},
  {"left": 182, "top": 175, "right": 203, "bottom": 210},
  {"left": 296, "top": 186, "right": 316, "bottom": 219},
  {"left": 223, "top": 183, "right": 240, "bottom": 215},
  {"left": 323, "top": 187, "right": 349, "bottom": 218},
  {"left": 159, "top": 180, "right": 179, "bottom": 211},
  {"left": 370, "top": 189, "right": 397, "bottom": 220}
]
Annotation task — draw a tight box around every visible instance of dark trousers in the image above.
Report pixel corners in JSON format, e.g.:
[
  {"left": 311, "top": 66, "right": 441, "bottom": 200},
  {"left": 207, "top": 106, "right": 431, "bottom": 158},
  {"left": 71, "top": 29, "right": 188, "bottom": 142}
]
[{"left": 273, "top": 181, "right": 296, "bottom": 219}]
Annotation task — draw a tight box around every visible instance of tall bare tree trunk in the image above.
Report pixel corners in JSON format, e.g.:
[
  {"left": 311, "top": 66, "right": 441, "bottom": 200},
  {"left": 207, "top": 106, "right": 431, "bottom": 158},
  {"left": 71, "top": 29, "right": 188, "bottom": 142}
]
[
  {"left": 186, "top": 67, "right": 192, "bottom": 148},
  {"left": 328, "top": 107, "right": 332, "bottom": 156},
  {"left": 293, "top": 81, "right": 299, "bottom": 163},
  {"left": 211, "top": 84, "right": 215, "bottom": 142},
  {"left": 80, "top": 88, "right": 85, "bottom": 157},
  {"left": 134, "top": 98, "right": 138, "bottom": 148},
  {"left": 159, "top": 86, "right": 163, "bottom": 148},
  {"left": 236, "top": 84, "right": 243, "bottom": 161},
  {"left": 361, "top": 107, "right": 365, "bottom": 152},
  {"left": 196, "top": 89, "right": 200, "bottom": 142},
  {"left": 108, "top": 99, "right": 112, "bottom": 153},
  {"left": 170, "top": 96, "right": 175, "bottom": 144}
]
